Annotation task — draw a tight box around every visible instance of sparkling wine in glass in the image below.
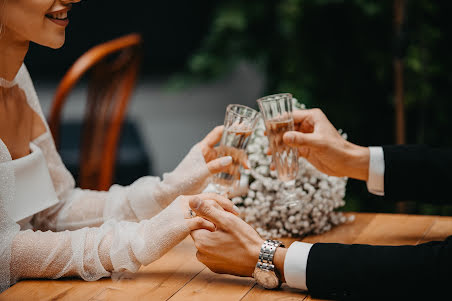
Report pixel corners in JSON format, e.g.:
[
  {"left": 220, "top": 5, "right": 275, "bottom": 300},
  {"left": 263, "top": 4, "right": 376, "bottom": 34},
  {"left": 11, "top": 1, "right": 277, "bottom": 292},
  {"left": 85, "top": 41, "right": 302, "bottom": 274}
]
[
  {"left": 265, "top": 119, "right": 299, "bottom": 181},
  {"left": 257, "top": 93, "right": 300, "bottom": 207},
  {"left": 213, "top": 104, "right": 260, "bottom": 196}
]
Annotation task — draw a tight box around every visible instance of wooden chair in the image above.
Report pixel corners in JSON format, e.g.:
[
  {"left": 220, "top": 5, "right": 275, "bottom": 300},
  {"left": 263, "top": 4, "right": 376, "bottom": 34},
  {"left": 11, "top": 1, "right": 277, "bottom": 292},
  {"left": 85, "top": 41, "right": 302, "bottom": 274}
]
[{"left": 49, "top": 33, "right": 143, "bottom": 191}]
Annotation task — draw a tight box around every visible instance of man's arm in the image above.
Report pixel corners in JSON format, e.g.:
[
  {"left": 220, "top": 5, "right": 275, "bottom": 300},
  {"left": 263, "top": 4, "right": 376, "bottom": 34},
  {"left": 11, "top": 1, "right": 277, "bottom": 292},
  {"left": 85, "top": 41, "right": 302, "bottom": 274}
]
[
  {"left": 189, "top": 198, "right": 452, "bottom": 300},
  {"left": 284, "top": 109, "right": 452, "bottom": 205},
  {"left": 383, "top": 145, "right": 452, "bottom": 204},
  {"left": 368, "top": 144, "right": 452, "bottom": 204},
  {"left": 189, "top": 109, "right": 452, "bottom": 299},
  {"left": 306, "top": 237, "right": 452, "bottom": 300}
]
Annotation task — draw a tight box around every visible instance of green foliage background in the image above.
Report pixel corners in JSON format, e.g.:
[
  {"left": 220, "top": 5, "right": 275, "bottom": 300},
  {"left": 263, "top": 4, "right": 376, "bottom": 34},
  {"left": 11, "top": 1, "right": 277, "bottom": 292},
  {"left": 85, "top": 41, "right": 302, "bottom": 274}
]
[{"left": 175, "top": 0, "right": 452, "bottom": 215}]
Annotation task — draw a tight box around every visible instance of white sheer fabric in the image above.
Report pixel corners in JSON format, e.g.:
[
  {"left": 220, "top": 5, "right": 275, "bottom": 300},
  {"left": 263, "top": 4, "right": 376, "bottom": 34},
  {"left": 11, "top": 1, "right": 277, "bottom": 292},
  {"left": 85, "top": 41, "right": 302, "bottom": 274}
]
[{"left": 0, "top": 65, "right": 212, "bottom": 291}]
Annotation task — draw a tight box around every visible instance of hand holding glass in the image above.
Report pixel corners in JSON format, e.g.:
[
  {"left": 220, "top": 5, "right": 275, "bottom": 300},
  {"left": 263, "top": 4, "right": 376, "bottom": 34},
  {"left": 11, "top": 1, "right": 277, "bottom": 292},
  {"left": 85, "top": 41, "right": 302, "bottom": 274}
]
[{"left": 213, "top": 104, "right": 260, "bottom": 196}]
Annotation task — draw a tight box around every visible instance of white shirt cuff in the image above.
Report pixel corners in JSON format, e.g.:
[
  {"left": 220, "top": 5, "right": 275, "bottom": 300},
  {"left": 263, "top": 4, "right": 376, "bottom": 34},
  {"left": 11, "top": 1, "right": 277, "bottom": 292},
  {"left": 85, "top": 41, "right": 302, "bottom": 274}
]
[
  {"left": 366, "top": 146, "right": 385, "bottom": 196},
  {"left": 283, "top": 241, "right": 313, "bottom": 291}
]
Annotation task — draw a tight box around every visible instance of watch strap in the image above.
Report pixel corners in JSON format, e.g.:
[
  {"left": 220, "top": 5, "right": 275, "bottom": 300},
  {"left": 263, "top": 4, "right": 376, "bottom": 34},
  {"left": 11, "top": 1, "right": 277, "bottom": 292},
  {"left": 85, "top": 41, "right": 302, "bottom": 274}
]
[
  {"left": 257, "top": 240, "right": 285, "bottom": 272},
  {"left": 255, "top": 239, "right": 285, "bottom": 289}
]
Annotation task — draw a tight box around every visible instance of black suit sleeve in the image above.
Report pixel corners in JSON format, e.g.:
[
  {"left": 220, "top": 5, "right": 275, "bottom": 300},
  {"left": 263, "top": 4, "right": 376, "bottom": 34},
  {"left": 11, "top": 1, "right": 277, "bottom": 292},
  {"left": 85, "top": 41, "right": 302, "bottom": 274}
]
[
  {"left": 305, "top": 236, "right": 452, "bottom": 300},
  {"left": 383, "top": 145, "right": 452, "bottom": 204}
]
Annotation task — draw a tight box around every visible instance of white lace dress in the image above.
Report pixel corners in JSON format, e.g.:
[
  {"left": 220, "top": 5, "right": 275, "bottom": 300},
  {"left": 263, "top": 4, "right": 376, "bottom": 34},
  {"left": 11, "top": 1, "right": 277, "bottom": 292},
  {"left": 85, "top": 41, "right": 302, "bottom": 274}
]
[{"left": 0, "top": 64, "right": 212, "bottom": 292}]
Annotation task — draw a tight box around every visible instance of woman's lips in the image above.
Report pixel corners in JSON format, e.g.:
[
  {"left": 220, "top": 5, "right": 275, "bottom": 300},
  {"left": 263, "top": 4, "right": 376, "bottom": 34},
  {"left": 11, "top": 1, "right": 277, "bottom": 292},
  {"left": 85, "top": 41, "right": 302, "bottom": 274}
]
[
  {"left": 45, "top": 10, "right": 69, "bottom": 27},
  {"left": 46, "top": 16, "right": 69, "bottom": 27}
]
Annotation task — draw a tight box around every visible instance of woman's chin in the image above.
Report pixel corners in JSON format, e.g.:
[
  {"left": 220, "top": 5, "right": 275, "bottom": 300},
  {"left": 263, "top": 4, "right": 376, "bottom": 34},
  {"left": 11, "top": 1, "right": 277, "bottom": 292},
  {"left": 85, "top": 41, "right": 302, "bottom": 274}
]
[
  {"left": 47, "top": 38, "right": 65, "bottom": 49},
  {"left": 36, "top": 34, "right": 66, "bottom": 49}
]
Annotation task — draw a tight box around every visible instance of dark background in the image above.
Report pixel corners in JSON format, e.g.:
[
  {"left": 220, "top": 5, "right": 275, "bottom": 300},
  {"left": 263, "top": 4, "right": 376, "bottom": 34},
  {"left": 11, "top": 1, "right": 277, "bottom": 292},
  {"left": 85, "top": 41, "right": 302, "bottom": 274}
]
[{"left": 26, "top": 0, "right": 215, "bottom": 79}]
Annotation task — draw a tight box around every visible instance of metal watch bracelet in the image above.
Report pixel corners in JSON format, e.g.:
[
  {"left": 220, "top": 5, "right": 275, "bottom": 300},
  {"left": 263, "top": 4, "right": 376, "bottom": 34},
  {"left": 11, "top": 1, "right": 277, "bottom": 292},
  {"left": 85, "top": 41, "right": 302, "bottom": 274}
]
[
  {"left": 254, "top": 239, "right": 285, "bottom": 289},
  {"left": 257, "top": 240, "right": 284, "bottom": 270}
]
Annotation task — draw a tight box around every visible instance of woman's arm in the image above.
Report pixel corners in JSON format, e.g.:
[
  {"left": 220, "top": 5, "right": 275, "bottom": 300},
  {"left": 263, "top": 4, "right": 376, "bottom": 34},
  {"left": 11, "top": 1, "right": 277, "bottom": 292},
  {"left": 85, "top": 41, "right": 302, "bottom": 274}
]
[
  {"left": 14, "top": 70, "right": 232, "bottom": 231},
  {"left": 9, "top": 194, "right": 232, "bottom": 285},
  {"left": 12, "top": 199, "right": 187, "bottom": 282},
  {"left": 34, "top": 142, "right": 210, "bottom": 231},
  {"left": 32, "top": 128, "right": 231, "bottom": 231}
]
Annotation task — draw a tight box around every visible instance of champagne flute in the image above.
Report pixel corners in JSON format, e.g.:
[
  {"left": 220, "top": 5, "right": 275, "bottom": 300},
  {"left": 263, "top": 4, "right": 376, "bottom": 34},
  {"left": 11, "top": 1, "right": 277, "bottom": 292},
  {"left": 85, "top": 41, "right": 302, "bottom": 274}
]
[
  {"left": 212, "top": 104, "right": 260, "bottom": 197},
  {"left": 257, "top": 93, "right": 300, "bottom": 207}
]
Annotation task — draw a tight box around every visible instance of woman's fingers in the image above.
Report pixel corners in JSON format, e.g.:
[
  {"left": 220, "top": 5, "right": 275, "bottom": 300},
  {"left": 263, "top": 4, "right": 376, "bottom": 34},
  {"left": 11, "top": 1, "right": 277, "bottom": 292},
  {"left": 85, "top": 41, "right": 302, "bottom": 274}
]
[
  {"left": 202, "top": 125, "right": 224, "bottom": 148},
  {"left": 186, "top": 216, "right": 216, "bottom": 232},
  {"left": 207, "top": 153, "right": 249, "bottom": 173},
  {"left": 201, "top": 126, "right": 251, "bottom": 170},
  {"left": 200, "top": 126, "right": 224, "bottom": 162},
  {"left": 207, "top": 156, "right": 232, "bottom": 174}
]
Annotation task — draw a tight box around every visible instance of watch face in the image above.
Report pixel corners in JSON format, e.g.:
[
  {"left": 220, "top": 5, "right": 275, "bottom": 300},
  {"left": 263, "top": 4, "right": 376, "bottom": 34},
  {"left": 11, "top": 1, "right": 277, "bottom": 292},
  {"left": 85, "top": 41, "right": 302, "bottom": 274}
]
[{"left": 254, "top": 268, "right": 279, "bottom": 289}]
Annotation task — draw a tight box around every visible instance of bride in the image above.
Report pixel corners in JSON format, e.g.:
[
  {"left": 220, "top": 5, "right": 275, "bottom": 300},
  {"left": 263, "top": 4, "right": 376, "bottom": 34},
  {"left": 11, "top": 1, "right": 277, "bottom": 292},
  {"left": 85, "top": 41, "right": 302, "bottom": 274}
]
[{"left": 0, "top": 0, "right": 238, "bottom": 291}]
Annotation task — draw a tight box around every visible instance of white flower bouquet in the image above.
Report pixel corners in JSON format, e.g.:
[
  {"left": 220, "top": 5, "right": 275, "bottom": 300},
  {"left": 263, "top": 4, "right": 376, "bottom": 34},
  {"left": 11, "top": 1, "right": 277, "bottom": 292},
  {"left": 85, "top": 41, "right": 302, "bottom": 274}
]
[{"left": 231, "top": 100, "right": 353, "bottom": 239}]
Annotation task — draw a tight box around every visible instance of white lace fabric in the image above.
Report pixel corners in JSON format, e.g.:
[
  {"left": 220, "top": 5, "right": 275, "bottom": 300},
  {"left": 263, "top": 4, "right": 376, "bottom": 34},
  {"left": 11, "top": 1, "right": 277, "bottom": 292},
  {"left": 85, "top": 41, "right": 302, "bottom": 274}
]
[{"left": 0, "top": 64, "right": 212, "bottom": 292}]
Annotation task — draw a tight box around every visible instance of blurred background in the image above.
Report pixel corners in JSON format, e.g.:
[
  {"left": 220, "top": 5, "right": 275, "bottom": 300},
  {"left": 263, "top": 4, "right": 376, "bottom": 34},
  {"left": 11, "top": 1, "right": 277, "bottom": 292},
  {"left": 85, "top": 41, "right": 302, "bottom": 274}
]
[{"left": 26, "top": 0, "right": 452, "bottom": 215}]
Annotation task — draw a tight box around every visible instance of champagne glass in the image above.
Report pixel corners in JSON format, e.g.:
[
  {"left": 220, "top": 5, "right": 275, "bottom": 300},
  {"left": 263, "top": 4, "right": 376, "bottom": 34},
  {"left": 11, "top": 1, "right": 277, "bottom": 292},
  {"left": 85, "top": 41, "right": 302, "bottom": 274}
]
[
  {"left": 212, "top": 104, "right": 260, "bottom": 197},
  {"left": 257, "top": 93, "right": 300, "bottom": 207}
]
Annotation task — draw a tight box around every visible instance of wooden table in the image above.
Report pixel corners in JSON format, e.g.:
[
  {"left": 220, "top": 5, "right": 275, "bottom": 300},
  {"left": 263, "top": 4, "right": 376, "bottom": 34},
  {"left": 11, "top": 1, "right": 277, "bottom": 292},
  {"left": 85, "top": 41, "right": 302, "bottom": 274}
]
[{"left": 2, "top": 212, "right": 452, "bottom": 301}]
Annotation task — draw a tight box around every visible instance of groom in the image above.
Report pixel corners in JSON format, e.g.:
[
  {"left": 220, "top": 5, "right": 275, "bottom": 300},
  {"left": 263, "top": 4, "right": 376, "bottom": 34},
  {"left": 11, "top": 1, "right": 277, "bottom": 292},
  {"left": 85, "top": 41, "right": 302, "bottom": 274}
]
[{"left": 189, "top": 109, "right": 452, "bottom": 300}]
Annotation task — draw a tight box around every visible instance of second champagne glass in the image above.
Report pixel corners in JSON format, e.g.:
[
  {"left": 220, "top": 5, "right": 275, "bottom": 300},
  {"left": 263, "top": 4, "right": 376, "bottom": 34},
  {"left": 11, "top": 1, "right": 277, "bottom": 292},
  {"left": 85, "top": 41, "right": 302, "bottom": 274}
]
[
  {"left": 257, "top": 93, "right": 300, "bottom": 207},
  {"left": 213, "top": 104, "right": 260, "bottom": 196}
]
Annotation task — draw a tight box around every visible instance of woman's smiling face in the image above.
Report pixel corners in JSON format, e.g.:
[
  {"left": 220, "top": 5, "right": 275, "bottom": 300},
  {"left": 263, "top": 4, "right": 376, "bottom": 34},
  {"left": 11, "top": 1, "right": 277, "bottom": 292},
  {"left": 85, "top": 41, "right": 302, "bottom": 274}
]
[{"left": 1, "top": 0, "right": 81, "bottom": 49}]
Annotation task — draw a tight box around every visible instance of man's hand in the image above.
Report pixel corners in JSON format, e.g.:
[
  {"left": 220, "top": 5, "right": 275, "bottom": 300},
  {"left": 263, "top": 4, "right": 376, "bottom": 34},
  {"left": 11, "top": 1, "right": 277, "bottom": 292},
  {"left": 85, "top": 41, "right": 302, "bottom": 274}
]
[
  {"left": 189, "top": 198, "right": 264, "bottom": 277},
  {"left": 282, "top": 109, "right": 370, "bottom": 181}
]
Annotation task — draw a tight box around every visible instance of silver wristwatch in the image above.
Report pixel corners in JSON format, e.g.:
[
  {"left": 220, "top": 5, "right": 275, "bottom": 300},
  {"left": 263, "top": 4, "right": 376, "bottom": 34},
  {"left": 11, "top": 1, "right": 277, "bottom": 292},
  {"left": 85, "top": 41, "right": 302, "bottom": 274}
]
[{"left": 252, "top": 239, "right": 285, "bottom": 289}]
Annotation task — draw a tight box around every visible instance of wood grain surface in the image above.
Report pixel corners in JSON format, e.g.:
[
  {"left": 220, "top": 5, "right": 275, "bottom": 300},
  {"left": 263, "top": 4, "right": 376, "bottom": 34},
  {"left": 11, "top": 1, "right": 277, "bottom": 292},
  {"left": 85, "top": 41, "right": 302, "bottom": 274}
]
[{"left": 2, "top": 213, "right": 450, "bottom": 301}]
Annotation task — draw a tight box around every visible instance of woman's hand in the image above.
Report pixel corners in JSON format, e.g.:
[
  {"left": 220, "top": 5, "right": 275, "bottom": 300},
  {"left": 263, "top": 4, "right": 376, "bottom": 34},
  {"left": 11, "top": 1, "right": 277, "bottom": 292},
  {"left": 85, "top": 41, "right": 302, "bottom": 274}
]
[
  {"left": 178, "top": 193, "right": 240, "bottom": 231},
  {"left": 199, "top": 126, "right": 249, "bottom": 175},
  {"left": 281, "top": 109, "right": 370, "bottom": 181}
]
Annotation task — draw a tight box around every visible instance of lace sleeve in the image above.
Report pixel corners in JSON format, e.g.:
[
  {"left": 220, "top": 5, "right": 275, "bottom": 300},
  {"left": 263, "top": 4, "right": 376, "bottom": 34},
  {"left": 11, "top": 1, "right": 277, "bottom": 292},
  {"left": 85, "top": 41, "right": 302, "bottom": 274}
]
[
  {"left": 0, "top": 139, "right": 21, "bottom": 292},
  {"left": 10, "top": 198, "right": 189, "bottom": 285},
  {"left": 32, "top": 132, "right": 211, "bottom": 231}
]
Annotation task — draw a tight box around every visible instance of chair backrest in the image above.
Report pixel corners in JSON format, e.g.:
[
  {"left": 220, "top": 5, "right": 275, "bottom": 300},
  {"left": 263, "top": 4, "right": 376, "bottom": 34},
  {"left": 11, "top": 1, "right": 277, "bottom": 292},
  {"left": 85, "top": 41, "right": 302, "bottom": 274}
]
[{"left": 48, "top": 33, "right": 143, "bottom": 191}]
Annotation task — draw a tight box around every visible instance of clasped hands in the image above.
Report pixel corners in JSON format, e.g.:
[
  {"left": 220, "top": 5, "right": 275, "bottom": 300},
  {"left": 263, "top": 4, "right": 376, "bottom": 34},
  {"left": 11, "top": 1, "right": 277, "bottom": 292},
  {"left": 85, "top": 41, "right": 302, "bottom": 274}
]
[{"left": 183, "top": 124, "right": 264, "bottom": 277}]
